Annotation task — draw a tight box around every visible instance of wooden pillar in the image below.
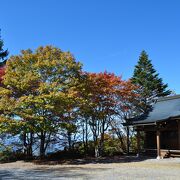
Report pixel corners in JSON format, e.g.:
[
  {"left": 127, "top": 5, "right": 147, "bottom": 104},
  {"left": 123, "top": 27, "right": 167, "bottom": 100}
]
[
  {"left": 178, "top": 120, "right": 180, "bottom": 150},
  {"left": 156, "top": 130, "right": 161, "bottom": 159},
  {"left": 144, "top": 131, "right": 147, "bottom": 149},
  {"left": 137, "top": 130, "right": 140, "bottom": 157},
  {"left": 127, "top": 126, "right": 130, "bottom": 155}
]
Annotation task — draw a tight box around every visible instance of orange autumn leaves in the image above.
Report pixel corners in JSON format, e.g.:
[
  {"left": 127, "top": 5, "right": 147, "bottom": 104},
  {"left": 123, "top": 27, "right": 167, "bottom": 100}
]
[
  {"left": 79, "top": 71, "right": 137, "bottom": 117},
  {"left": 0, "top": 46, "right": 139, "bottom": 158},
  {"left": 0, "top": 66, "right": 5, "bottom": 85}
]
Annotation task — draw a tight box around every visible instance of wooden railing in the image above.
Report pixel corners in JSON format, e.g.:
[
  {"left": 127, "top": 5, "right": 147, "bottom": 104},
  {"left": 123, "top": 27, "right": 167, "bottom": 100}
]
[{"left": 144, "top": 148, "right": 180, "bottom": 158}]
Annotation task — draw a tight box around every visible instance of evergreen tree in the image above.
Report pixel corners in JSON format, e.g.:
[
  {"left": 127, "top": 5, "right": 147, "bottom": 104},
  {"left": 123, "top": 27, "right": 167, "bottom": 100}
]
[
  {"left": 131, "top": 50, "right": 171, "bottom": 113},
  {"left": 0, "top": 30, "right": 8, "bottom": 67}
]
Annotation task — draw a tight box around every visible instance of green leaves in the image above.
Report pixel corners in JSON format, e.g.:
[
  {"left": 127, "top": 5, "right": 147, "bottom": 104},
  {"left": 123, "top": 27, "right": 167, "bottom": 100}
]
[
  {"left": 0, "top": 46, "right": 83, "bottom": 155},
  {"left": 132, "top": 50, "right": 171, "bottom": 113},
  {"left": 0, "top": 45, "right": 140, "bottom": 157},
  {"left": 0, "top": 33, "right": 8, "bottom": 66}
]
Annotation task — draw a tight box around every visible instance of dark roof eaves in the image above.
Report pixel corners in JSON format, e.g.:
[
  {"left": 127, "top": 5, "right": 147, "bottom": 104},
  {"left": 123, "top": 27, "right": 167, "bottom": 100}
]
[
  {"left": 158, "top": 94, "right": 180, "bottom": 102},
  {"left": 129, "top": 115, "right": 180, "bottom": 126}
]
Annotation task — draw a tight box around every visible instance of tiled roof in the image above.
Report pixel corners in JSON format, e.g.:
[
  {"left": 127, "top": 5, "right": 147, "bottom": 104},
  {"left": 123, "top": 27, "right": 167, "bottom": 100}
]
[{"left": 129, "top": 95, "right": 180, "bottom": 125}]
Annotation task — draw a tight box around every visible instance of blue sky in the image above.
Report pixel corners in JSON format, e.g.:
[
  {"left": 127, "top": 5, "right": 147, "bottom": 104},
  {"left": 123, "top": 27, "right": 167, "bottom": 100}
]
[{"left": 1, "top": 0, "right": 180, "bottom": 93}]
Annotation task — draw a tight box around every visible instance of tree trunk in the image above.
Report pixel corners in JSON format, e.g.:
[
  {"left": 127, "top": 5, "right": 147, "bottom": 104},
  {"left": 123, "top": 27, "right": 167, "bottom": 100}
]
[
  {"left": 40, "top": 132, "right": 46, "bottom": 159},
  {"left": 85, "top": 118, "right": 88, "bottom": 153},
  {"left": 99, "top": 120, "right": 105, "bottom": 156},
  {"left": 94, "top": 135, "right": 99, "bottom": 158},
  {"left": 68, "top": 131, "right": 72, "bottom": 151},
  {"left": 126, "top": 126, "right": 130, "bottom": 154},
  {"left": 23, "top": 133, "right": 27, "bottom": 155},
  {"left": 22, "top": 132, "right": 34, "bottom": 158},
  {"left": 27, "top": 132, "right": 33, "bottom": 157},
  {"left": 100, "top": 132, "right": 104, "bottom": 156},
  {"left": 82, "top": 123, "right": 85, "bottom": 151},
  {"left": 95, "top": 145, "right": 99, "bottom": 158}
]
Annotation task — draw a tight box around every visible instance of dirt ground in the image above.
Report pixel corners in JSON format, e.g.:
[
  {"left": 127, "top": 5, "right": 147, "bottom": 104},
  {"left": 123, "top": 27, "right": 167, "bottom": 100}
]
[{"left": 0, "top": 156, "right": 180, "bottom": 180}]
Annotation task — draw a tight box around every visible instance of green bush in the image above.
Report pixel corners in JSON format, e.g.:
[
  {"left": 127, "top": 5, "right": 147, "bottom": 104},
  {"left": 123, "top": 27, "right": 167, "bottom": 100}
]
[
  {"left": 103, "top": 138, "right": 123, "bottom": 156},
  {"left": 0, "top": 146, "right": 16, "bottom": 162}
]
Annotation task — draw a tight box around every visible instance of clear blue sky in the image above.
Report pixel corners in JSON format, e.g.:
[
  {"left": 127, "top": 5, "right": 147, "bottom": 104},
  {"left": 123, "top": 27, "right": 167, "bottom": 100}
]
[{"left": 1, "top": 0, "right": 180, "bottom": 93}]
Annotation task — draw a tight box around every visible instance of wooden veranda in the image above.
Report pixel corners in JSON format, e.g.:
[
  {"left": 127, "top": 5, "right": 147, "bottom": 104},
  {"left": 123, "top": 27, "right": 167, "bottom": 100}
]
[
  {"left": 127, "top": 95, "right": 180, "bottom": 159},
  {"left": 135, "top": 118, "right": 180, "bottom": 158}
]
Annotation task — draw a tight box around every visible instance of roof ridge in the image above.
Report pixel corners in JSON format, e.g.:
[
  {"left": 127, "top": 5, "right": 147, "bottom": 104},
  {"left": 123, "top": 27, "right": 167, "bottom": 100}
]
[{"left": 158, "top": 94, "right": 180, "bottom": 102}]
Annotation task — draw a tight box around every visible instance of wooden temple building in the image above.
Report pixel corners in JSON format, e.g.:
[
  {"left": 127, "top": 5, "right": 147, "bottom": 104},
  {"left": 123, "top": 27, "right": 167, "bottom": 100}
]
[{"left": 128, "top": 95, "right": 180, "bottom": 159}]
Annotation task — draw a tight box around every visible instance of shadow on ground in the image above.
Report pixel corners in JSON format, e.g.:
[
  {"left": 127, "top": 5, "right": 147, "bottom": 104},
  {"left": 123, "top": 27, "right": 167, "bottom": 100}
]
[
  {"left": 0, "top": 166, "right": 109, "bottom": 179},
  {"left": 32, "top": 156, "right": 154, "bottom": 165}
]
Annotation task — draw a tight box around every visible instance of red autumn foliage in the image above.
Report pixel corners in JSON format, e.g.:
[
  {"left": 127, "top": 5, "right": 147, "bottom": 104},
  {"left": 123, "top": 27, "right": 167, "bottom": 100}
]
[
  {"left": 81, "top": 71, "right": 138, "bottom": 116},
  {"left": 0, "top": 66, "right": 5, "bottom": 86}
]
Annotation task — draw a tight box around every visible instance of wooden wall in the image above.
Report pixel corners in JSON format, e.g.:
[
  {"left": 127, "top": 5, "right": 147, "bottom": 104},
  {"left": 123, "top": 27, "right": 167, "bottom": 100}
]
[{"left": 142, "top": 120, "right": 180, "bottom": 150}]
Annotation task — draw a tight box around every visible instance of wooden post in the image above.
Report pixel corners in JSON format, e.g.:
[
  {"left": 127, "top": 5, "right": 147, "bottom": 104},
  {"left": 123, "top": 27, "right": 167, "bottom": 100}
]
[
  {"left": 137, "top": 130, "right": 140, "bottom": 157},
  {"left": 127, "top": 126, "right": 130, "bottom": 155},
  {"left": 156, "top": 130, "right": 161, "bottom": 159},
  {"left": 178, "top": 120, "right": 180, "bottom": 150}
]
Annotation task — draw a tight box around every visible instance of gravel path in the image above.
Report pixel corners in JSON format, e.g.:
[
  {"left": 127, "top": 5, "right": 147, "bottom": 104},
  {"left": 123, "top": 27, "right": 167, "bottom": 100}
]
[{"left": 0, "top": 157, "right": 180, "bottom": 179}]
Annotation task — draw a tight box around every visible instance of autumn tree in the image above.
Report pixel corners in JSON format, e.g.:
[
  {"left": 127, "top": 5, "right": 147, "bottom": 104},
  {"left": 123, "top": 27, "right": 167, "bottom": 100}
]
[
  {"left": 0, "top": 46, "right": 82, "bottom": 158},
  {"left": 0, "top": 67, "right": 5, "bottom": 86},
  {"left": 79, "top": 72, "right": 137, "bottom": 157},
  {"left": 109, "top": 79, "right": 138, "bottom": 154},
  {"left": 131, "top": 50, "right": 171, "bottom": 114}
]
